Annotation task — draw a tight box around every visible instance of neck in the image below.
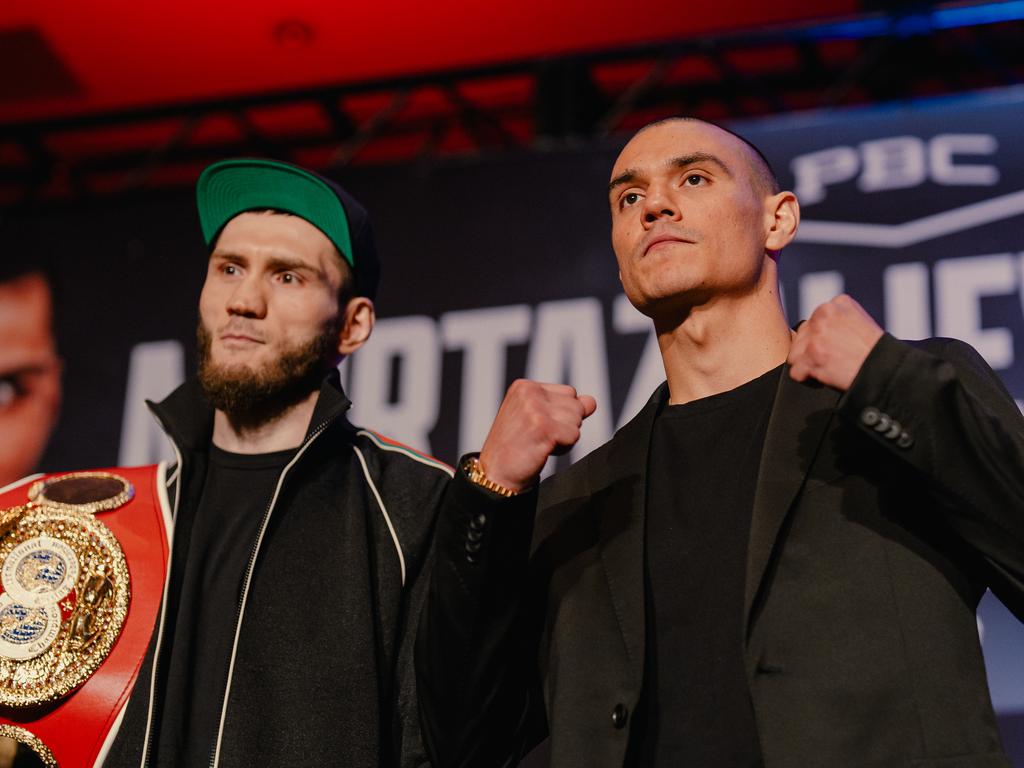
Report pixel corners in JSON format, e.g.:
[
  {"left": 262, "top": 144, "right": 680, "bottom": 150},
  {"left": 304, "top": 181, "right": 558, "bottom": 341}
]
[
  {"left": 211, "top": 390, "right": 318, "bottom": 454},
  {"left": 656, "top": 280, "right": 791, "bottom": 405}
]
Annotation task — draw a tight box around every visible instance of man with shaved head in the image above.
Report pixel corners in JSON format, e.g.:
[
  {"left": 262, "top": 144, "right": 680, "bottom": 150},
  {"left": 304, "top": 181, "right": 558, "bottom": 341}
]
[{"left": 418, "top": 117, "right": 1024, "bottom": 767}]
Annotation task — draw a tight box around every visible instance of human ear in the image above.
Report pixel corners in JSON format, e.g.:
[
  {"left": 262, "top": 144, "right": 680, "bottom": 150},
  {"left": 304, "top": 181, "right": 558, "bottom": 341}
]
[
  {"left": 337, "top": 297, "right": 375, "bottom": 356},
  {"left": 764, "top": 191, "right": 800, "bottom": 252}
]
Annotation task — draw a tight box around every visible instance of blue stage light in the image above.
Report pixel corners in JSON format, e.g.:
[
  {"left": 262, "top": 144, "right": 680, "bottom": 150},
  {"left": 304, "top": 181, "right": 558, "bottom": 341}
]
[
  {"left": 799, "top": 1, "right": 1024, "bottom": 42},
  {"left": 932, "top": 1, "right": 1024, "bottom": 29}
]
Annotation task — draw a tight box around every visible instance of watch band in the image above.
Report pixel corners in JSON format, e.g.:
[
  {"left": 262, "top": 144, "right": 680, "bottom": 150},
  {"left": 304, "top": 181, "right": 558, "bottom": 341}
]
[{"left": 461, "top": 456, "right": 521, "bottom": 497}]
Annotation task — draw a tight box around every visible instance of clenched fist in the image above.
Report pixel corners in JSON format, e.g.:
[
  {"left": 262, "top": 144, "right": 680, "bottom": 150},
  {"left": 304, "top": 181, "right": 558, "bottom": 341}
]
[
  {"left": 478, "top": 380, "right": 598, "bottom": 492},
  {"left": 788, "top": 294, "right": 884, "bottom": 391}
]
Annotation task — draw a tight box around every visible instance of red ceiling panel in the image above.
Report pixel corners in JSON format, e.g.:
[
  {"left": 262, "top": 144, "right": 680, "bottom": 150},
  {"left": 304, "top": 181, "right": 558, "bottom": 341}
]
[
  {"left": 246, "top": 103, "right": 334, "bottom": 138},
  {"left": 0, "top": 0, "right": 858, "bottom": 123},
  {"left": 188, "top": 114, "right": 247, "bottom": 146},
  {"left": 45, "top": 121, "right": 184, "bottom": 158}
]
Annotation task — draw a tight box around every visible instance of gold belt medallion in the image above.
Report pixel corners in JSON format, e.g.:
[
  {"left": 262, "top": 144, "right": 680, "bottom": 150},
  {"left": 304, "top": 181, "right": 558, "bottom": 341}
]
[{"left": 0, "top": 473, "right": 132, "bottom": 708}]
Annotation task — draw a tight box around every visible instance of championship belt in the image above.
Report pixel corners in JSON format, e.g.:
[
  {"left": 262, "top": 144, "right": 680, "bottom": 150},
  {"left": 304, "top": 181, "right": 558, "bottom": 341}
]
[{"left": 0, "top": 466, "right": 171, "bottom": 767}]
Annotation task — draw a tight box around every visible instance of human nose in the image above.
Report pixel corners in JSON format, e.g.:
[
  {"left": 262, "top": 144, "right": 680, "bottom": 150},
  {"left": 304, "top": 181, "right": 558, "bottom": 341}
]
[
  {"left": 641, "top": 183, "right": 680, "bottom": 226},
  {"left": 226, "top": 275, "right": 267, "bottom": 318}
]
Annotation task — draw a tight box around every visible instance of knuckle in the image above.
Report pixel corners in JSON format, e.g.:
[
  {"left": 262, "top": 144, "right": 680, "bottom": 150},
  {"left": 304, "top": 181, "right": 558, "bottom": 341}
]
[
  {"left": 554, "top": 384, "right": 578, "bottom": 400},
  {"left": 523, "top": 404, "right": 545, "bottom": 430}
]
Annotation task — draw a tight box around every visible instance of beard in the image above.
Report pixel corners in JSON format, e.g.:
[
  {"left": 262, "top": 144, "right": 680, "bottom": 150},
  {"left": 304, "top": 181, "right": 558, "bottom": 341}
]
[{"left": 197, "top": 316, "right": 341, "bottom": 432}]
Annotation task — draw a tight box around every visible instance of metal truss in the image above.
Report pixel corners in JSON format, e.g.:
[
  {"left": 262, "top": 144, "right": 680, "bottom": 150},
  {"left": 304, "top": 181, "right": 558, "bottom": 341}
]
[{"left": 1, "top": 1, "right": 1021, "bottom": 204}]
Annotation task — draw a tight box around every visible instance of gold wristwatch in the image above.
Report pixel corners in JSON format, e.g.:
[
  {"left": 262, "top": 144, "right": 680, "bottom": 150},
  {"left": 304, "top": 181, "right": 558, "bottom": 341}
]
[{"left": 460, "top": 456, "right": 522, "bottom": 497}]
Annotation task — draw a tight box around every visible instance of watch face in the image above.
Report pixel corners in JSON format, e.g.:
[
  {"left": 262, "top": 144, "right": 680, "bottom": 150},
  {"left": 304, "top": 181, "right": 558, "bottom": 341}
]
[{"left": 461, "top": 457, "right": 482, "bottom": 480}]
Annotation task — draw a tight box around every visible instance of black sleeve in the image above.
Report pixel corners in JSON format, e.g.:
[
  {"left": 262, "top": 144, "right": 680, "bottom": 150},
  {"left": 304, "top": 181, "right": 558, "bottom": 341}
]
[
  {"left": 392, "top": 472, "right": 450, "bottom": 768},
  {"left": 838, "top": 333, "right": 1024, "bottom": 618},
  {"left": 416, "top": 464, "right": 547, "bottom": 768}
]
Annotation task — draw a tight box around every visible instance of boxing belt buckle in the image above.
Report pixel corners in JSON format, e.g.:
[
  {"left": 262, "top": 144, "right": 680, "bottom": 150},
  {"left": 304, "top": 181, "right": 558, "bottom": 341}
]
[{"left": 0, "top": 472, "right": 132, "bottom": 713}]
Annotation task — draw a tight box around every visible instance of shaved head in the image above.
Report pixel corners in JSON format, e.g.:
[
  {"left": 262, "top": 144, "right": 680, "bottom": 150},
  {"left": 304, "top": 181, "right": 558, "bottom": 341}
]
[{"left": 634, "top": 117, "right": 781, "bottom": 197}]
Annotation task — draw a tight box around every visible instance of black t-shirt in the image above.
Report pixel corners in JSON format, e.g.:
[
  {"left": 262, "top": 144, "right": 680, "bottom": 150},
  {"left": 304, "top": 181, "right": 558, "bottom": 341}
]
[
  {"left": 637, "top": 365, "right": 781, "bottom": 767},
  {"left": 154, "top": 444, "right": 295, "bottom": 767}
]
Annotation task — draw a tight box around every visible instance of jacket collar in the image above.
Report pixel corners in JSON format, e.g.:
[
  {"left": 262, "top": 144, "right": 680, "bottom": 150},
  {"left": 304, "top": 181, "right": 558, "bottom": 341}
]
[
  {"left": 743, "top": 370, "right": 840, "bottom": 631},
  {"left": 147, "top": 369, "right": 356, "bottom": 455},
  {"left": 587, "top": 368, "right": 840, "bottom": 665},
  {"left": 591, "top": 382, "right": 668, "bottom": 684}
]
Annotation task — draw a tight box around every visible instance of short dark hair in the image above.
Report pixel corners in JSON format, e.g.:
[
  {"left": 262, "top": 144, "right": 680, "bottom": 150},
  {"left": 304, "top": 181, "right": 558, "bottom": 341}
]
[
  {"left": 0, "top": 215, "right": 59, "bottom": 349},
  {"left": 636, "top": 116, "right": 781, "bottom": 196},
  {"left": 0, "top": 215, "right": 52, "bottom": 285}
]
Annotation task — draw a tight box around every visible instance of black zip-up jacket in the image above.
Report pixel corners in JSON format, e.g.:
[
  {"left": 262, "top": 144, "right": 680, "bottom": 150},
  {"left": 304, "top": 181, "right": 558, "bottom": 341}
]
[{"left": 103, "top": 373, "right": 450, "bottom": 768}]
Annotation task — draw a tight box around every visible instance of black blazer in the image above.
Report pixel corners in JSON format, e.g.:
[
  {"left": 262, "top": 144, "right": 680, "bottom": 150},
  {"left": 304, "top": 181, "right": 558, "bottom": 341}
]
[{"left": 419, "top": 334, "right": 1024, "bottom": 768}]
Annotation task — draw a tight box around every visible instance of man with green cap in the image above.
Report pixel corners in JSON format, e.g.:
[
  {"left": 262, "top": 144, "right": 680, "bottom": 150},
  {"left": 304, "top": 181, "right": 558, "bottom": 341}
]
[{"left": 95, "top": 159, "right": 452, "bottom": 767}]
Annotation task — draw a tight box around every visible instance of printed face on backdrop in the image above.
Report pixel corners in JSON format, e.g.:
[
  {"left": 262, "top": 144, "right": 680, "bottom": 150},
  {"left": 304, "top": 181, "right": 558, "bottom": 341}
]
[
  {"left": 607, "top": 119, "right": 789, "bottom": 321},
  {"left": 0, "top": 274, "right": 61, "bottom": 486},
  {"left": 197, "top": 211, "right": 351, "bottom": 419}
]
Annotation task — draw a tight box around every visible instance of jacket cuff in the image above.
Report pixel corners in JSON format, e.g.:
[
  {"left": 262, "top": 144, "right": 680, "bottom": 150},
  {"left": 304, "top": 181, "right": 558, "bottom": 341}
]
[
  {"left": 440, "top": 457, "right": 538, "bottom": 575},
  {"left": 838, "top": 332, "right": 921, "bottom": 456}
]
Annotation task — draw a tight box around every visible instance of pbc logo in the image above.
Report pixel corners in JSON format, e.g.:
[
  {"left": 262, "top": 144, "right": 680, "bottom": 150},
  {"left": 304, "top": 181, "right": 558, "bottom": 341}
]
[
  {"left": 791, "top": 134, "right": 1000, "bottom": 206},
  {"left": 787, "top": 134, "right": 1024, "bottom": 249}
]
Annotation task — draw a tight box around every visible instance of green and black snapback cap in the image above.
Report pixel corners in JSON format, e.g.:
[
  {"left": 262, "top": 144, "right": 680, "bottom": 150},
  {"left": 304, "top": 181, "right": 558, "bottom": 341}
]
[{"left": 196, "top": 158, "right": 380, "bottom": 299}]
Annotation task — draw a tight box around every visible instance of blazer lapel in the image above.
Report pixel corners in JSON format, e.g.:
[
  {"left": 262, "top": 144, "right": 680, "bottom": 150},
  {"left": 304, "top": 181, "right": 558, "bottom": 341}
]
[
  {"left": 744, "top": 369, "right": 841, "bottom": 633},
  {"left": 594, "top": 383, "right": 667, "bottom": 682}
]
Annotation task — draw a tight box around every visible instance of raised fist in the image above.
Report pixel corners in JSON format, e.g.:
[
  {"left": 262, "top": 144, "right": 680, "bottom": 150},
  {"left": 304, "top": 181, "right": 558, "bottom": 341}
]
[
  {"left": 788, "top": 294, "right": 884, "bottom": 391},
  {"left": 478, "top": 380, "right": 597, "bottom": 492}
]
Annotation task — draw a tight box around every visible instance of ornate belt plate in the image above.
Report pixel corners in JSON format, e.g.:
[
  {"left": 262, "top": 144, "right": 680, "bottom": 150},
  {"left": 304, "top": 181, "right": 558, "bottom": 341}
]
[{"left": 0, "top": 472, "right": 132, "bottom": 708}]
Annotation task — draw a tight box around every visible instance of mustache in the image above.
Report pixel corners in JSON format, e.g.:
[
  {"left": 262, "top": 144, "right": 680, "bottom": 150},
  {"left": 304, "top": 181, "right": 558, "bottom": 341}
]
[{"left": 216, "top": 320, "right": 265, "bottom": 342}]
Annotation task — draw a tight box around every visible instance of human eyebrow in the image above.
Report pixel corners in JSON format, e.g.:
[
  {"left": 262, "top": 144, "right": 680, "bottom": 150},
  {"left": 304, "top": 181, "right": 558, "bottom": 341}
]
[
  {"left": 671, "top": 152, "right": 733, "bottom": 177},
  {"left": 209, "top": 250, "right": 247, "bottom": 266},
  {"left": 0, "top": 364, "right": 53, "bottom": 381},
  {"left": 264, "top": 256, "right": 325, "bottom": 280},
  {"left": 607, "top": 170, "right": 639, "bottom": 194}
]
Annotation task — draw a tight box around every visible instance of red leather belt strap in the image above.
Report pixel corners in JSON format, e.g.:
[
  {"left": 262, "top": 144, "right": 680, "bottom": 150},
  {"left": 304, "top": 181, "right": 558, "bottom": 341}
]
[{"left": 0, "top": 465, "right": 170, "bottom": 767}]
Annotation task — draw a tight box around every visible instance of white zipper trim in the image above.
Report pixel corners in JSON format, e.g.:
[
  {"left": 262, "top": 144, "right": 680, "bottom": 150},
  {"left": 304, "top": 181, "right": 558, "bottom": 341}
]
[
  {"left": 352, "top": 444, "right": 407, "bottom": 587},
  {"left": 210, "top": 433, "right": 322, "bottom": 768},
  {"left": 94, "top": 693, "right": 130, "bottom": 767},
  {"left": 154, "top": 460, "right": 176, "bottom": 542},
  {"left": 139, "top": 451, "right": 182, "bottom": 768},
  {"left": 0, "top": 472, "right": 43, "bottom": 496},
  {"left": 165, "top": 463, "right": 180, "bottom": 488}
]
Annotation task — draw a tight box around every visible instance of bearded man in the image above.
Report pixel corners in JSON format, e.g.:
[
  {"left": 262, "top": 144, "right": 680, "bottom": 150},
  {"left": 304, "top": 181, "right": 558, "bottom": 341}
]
[{"left": 0, "top": 160, "right": 451, "bottom": 768}]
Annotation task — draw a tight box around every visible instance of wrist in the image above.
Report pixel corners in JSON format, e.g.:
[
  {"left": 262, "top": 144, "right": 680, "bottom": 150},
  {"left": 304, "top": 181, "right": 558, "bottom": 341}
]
[{"left": 461, "top": 455, "right": 530, "bottom": 497}]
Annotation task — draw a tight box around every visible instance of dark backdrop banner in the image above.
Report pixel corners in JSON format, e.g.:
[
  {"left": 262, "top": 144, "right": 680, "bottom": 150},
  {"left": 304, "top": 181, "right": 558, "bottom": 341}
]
[{"left": 16, "top": 86, "right": 1024, "bottom": 756}]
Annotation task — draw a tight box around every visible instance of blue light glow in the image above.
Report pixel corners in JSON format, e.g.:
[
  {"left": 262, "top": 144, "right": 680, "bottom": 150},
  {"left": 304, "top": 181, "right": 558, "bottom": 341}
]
[
  {"left": 932, "top": 1, "right": 1024, "bottom": 29},
  {"left": 800, "top": 1, "right": 1024, "bottom": 42}
]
